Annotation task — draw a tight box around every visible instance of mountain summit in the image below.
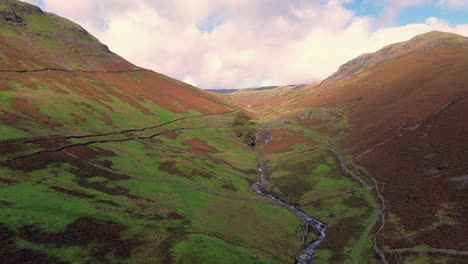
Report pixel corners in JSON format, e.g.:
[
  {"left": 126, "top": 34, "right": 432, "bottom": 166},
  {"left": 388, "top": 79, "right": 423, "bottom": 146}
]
[
  {"left": 0, "top": 0, "right": 131, "bottom": 70},
  {"left": 321, "top": 31, "right": 468, "bottom": 85}
]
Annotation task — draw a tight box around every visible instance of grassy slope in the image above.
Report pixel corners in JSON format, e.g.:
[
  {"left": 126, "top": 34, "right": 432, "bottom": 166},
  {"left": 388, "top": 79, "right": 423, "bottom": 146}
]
[
  {"left": 0, "top": 1, "right": 304, "bottom": 263},
  {"left": 256, "top": 111, "right": 380, "bottom": 264}
]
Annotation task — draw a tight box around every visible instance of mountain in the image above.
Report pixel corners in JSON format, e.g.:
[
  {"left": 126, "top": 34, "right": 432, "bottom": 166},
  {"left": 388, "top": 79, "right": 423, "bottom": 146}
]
[
  {"left": 0, "top": 0, "right": 131, "bottom": 70},
  {"left": 0, "top": 0, "right": 236, "bottom": 135},
  {"left": 320, "top": 31, "right": 468, "bottom": 86},
  {"left": 228, "top": 31, "right": 468, "bottom": 263},
  {"left": 312, "top": 31, "right": 468, "bottom": 262},
  {"left": 0, "top": 1, "right": 304, "bottom": 264},
  {"left": 206, "top": 88, "right": 241, "bottom": 94}
]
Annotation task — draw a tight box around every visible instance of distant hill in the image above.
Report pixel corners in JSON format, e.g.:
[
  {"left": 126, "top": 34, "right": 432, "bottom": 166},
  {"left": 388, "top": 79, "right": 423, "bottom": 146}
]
[
  {"left": 207, "top": 85, "right": 309, "bottom": 95},
  {"left": 206, "top": 88, "right": 241, "bottom": 94}
]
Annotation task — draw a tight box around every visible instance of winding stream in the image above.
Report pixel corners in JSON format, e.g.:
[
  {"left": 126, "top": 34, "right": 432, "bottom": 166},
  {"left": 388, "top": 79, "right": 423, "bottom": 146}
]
[{"left": 251, "top": 130, "right": 327, "bottom": 264}]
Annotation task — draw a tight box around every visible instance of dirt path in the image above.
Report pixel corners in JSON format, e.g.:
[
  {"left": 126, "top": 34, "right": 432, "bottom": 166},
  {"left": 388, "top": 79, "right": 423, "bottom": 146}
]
[
  {"left": 279, "top": 125, "right": 388, "bottom": 264},
  {"left": 384, "top": 248, "right": 468, "bottom": 256},
  {"left": 0, "top": 126, "right": 215, "bottom": 163},
  {"left": 0, "top": 68, "right": 151, "bottom": 73},
  {"left": 355, "top": 92, "right": 467, "bottom": 160}
]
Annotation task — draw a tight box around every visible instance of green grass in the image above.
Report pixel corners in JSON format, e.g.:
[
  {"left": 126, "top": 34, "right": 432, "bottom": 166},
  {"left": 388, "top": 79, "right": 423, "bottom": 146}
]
[
  {"left": 313, "top": 164, "right": 331, "bottom": 174},
  {"left": 15, "top": 239, "right": 90, "bottom": 264},
  {"left": 100, "top": 137, "right": 254, "bottom": 197},
  {"left": 116, "top": 177, "right": 301, "bottom": 262},
  {"left": 313, "top": 176, "right": 351, "bottom": 193},
  {"left": 7, "top": 80, "right": 21, "bottom": 88},
  {"left": 0, "top": 124, "right": 28, "bottom": 140},
  {"left": 0, "top": 181, "right": 101, "bottom": 231},
  {"left": 171, "top": 234, "right": 268, "bottom": 264},
  {"left": 401, "top": 254, "right": 459, "bottom": 264},
  {"left": 313, "top": 249, "right": 333, "bottom": 264},
  {"left": 0, "top": 164, "right": 149, "bottom": 231}
]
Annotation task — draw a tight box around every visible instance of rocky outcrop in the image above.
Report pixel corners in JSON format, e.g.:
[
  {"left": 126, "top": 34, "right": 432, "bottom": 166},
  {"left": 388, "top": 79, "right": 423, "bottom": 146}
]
[
  {"left": 297, "top": 109, "right": 341, "bottom": 122},
  {"left": 2, "top": 0, "right": 44, "bottom": 15},
  {"left": 0, "top": 10, "right": 24, "bottom": 26},
  {"left": 0, "top": 0, "right": 44, "bottom": 26}
]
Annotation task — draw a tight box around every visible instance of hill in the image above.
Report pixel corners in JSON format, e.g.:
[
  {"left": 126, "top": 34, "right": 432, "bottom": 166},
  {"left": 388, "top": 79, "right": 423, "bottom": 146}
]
[
  {"left": 320, "top": 31, "right": 468, "bottom": 86},
  {"left": 0, "top": 1, "right": 304, "bottom": 264},
  {"left": 228, "top": 31, "right": 468, "bottom": 263}
]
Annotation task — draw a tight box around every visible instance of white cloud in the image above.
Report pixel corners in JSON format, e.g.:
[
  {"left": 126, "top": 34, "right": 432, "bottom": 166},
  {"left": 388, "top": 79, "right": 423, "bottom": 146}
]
[
  {"left": 437, "top": 0, "right": 468, "bottom": 9},
  {"left": 19, "top": 0, "right": 468, "bottom": 89},
  {"left": 182, "top": 75, "right": 197, "bottom": 86}
]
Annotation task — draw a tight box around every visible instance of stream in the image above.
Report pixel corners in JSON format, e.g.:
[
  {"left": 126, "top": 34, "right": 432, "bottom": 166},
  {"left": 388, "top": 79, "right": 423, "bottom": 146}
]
[{"left": 251, "top": 129, "right": 327, "bottom": 264}]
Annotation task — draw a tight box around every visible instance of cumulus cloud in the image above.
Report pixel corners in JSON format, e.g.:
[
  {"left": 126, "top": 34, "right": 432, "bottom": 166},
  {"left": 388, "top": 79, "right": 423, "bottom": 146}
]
[{"left": 20, "top": 0, "right": 468, "bottom": 89}]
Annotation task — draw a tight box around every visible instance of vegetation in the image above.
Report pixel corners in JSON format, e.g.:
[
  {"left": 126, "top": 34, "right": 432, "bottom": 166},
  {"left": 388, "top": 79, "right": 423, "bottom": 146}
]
[
  {"left": 232, "top": 112, "right": 257, "bottom": 147},
  {"left": 171, "top": 234, "right": 269, "bottom": 264},
  {"left": 2, "top": 2, "right": 467, "bottom": 263}
]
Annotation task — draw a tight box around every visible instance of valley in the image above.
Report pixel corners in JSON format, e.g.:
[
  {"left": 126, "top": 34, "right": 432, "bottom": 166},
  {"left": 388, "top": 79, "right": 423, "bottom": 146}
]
[{"left": 1, "top": 1, "right": 467, "bottom": 264}]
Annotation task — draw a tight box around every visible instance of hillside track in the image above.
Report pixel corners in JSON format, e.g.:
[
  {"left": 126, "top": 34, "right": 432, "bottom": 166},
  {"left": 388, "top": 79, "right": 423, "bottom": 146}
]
[
  {"left": 270, "top": 122, "right": 389, "bottom": 264},
  {"left": 0, "top": 110, "right": 236, "bottom": 164},
  {"left": 384, "top": 248, "right": 468, "bottom": 256},
  {"left": 0, "top": 126, "right": 208, "bottom": 163},
  {"left": 354, "top": 92, "right": 467, "bottom": 160},
  {"left": 0, "top": 111, "right": 278, "bottom": 205},
  {"left": 0, "top": 110, "right": 236, "bottom": 146},
  {"left": 0, "top": 68, "right": 151, "bottom": 74}
]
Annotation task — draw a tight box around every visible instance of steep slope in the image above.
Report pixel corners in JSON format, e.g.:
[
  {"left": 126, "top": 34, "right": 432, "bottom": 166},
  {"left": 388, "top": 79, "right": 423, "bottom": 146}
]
[
  {"left": 0, "top": 0, "right": 131, "bottom": 70},
  {"left": 0, "top": 1, "right": 304, "bottom": 264},
  {"left": 0, "top": 0, "right": 235, "bottom": 138},
  {"left": 254, "top": 31, "right": 468, "bottom": 264},
  {"left": 225, "top": 31, "right": 468, "bottom": 264},
  {"left": 294, "top": 31, "right": 468, "bottom": 157}
]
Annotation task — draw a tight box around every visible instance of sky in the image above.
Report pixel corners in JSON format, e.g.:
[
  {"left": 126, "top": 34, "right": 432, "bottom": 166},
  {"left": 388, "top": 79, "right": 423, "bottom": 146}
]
[{"left": 21, "top": 0, "right": 468, "bottom": 89}]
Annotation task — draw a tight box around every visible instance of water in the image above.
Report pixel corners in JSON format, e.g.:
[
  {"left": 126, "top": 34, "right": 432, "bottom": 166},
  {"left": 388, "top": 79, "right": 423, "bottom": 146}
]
[{"left": 252, "top": 129, "right": 327, "bottom": 264}]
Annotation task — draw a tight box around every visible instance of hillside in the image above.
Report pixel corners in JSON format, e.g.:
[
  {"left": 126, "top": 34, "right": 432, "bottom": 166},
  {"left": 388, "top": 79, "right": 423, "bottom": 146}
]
[
  {"left": 0, "top": 1, "right": 305, "bottom": 264},
  {"left": 320, "top": 31, "right": 468, "bottom": 86},
  {"left": 0, "top": 1, "right": 128, "bottom": 70},
  {"left": 228, "top": 31, "right": 468, "bottom": 264}
]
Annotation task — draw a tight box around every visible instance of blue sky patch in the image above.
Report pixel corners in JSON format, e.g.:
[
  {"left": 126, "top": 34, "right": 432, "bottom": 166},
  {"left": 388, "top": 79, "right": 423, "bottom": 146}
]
[
  {"left": 397, "top": 5, "right": 468, "bottom": 26},
  {"left": 344, "top": 0, "right": 383, "bottom": 18},
  {"left": 196, "top": 14, "right": 223, "bottom": 33}
]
